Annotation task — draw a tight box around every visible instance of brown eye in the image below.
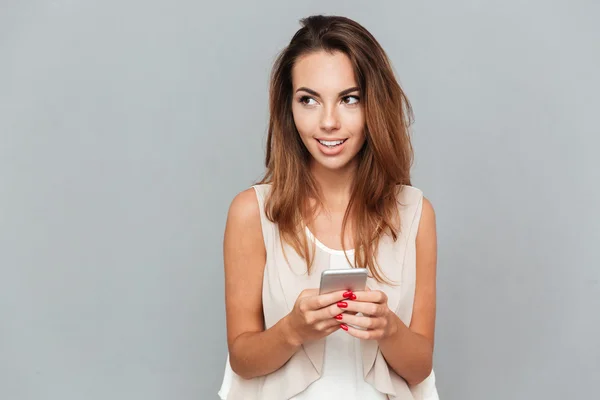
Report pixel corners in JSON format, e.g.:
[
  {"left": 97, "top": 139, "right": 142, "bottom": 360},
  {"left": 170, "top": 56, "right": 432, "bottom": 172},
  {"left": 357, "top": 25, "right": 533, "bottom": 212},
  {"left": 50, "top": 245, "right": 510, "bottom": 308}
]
[
  {"left": 342, "top": 95, "right": 360, "bottom": 105},
  {"left": 299, "top": 96, "right": 317, "bottom": 106}
]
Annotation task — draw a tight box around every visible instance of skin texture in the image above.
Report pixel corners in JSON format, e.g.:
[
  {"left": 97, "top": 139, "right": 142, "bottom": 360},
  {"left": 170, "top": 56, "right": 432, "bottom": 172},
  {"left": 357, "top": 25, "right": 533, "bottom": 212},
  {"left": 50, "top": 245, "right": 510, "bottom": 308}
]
[{"left": 224, "top": 50, "right": 437, "bottom": 386}]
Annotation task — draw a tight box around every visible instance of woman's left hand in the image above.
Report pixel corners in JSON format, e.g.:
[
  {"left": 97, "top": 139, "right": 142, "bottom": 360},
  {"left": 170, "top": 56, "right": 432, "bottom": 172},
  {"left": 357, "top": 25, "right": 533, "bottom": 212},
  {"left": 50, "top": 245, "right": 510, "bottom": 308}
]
[{"left": 334, "top": 287, "right": 399, "bottom": 340}]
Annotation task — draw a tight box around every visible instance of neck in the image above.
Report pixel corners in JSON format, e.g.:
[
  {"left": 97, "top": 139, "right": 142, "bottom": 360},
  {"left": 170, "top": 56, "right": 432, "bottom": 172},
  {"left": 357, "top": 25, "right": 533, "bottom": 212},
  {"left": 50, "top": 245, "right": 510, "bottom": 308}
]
[{"left": 309, "top": 159, "right": 357, "bottom": 213}]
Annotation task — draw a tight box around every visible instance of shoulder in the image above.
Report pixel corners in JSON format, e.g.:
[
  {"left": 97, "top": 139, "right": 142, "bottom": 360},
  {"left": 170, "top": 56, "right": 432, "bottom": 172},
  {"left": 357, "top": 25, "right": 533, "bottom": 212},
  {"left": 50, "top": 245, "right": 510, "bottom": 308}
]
[
  {"left": 250, "top": 183, "right": 272, "bottom": 202},
  {"left": 420, "top": 196, "right": 436, "bottom": 229},
  {"left": 226, "top": 187, "right": 261, "bottom": 229},
  {"left": 415, "top": 192, "right": 436, "bottom": 242},
  {"left": 397, "top": 184, "right": 424, "bottom": 205},
  {"left": 396, "top": 184, "right": 436, "bottom": 229}
]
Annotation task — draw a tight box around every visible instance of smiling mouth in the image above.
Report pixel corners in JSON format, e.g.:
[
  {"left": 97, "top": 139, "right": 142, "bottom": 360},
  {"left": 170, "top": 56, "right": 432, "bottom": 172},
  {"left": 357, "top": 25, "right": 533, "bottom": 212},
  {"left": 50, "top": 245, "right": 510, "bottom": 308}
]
[{"left": 316, "top": 138, "right": 348, "bottom": 148}]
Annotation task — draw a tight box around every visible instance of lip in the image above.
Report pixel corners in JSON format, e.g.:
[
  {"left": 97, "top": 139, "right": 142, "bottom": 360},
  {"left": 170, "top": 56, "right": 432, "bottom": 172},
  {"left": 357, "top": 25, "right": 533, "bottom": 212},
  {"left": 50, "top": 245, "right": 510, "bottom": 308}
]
[
  {"left": 315, "top": 138, "right": 348, "bottom": 141},
  {"left": 315, "top": 138, "right": 347, "bottom": 156}
]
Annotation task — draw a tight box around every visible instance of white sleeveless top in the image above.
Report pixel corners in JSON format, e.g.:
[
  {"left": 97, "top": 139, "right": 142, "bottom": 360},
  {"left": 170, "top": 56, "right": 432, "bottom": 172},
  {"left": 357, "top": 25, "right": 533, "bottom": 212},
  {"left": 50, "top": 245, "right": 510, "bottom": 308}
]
[
  {"left": 219, "top": 184, "right": 440, "bottom": 400},
  {"left": 290, "top": 227, "right": 387, "bottom": 399}
]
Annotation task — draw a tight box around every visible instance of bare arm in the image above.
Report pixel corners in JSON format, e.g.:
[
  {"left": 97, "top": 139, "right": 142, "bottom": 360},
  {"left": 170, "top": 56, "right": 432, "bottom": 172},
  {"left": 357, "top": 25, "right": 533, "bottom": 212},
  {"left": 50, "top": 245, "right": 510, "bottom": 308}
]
[
  {"left": 337, "top": 197, "right": 437, "bottom": 386},
  {"left": 378, "top": 196, "right": 437, "bottom": 385},
  {"left": 224, "top": 188, "right": 299, "bottom": 379},
  {"left": 224, "top": 188, "right": 347, "bottom": 379}
]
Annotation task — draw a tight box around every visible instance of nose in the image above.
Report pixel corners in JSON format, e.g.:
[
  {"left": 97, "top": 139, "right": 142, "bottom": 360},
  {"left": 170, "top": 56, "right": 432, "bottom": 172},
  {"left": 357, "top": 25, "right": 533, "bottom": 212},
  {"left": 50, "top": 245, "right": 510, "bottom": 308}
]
[{"left": 319, "top": 104, "right": 341, "bottom": 132}]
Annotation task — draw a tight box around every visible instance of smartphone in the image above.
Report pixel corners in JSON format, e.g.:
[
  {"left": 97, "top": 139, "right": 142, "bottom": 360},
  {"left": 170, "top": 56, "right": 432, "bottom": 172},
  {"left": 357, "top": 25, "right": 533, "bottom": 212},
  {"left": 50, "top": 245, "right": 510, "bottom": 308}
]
[{"left": 319, "top": 268, "right": 368, "bottom": 295}]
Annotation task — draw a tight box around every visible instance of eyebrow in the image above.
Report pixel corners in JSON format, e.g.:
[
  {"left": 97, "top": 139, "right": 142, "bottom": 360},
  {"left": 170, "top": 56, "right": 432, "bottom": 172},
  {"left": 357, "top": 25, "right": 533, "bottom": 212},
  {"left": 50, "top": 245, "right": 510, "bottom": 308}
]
[{"left": 295, "top": 86, "right": 360, "bottom": 98}]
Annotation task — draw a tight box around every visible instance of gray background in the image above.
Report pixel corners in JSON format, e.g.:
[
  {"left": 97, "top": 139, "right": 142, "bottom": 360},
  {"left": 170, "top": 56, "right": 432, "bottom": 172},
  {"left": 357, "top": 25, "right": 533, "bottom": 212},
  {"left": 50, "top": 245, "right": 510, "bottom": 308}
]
[{"left": 1, "top": 1, "right": 598, "bottom": 399}]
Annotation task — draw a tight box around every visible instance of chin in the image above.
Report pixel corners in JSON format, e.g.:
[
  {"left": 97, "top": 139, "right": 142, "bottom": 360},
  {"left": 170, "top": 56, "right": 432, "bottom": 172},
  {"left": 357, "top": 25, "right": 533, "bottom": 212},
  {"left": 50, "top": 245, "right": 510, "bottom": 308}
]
[{"left": 313, "top": 156, "right": 356, "bottom": 171}]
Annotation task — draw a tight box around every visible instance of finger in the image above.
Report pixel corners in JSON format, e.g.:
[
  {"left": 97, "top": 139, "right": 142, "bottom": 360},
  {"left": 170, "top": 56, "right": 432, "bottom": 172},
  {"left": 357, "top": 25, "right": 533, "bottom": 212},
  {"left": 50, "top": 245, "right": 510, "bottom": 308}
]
[
  {"left": 323, "top": 324, "right": 341, "bottom": 335},
  {"left": 311, "top": 301, "right": 349, "bottom": 322},
  {"left": 341, "top": 323, "right": 383, "bottom": 340},
  {"left": 342, "top": 301, "right": 384, "bottom": 316},
  {"left": 305, "top": 290, "right": 347, "bottom": 311},
  {"left": 314, "top": 317, "right": 343, "bottom": 332},
  {"left": 298, "top": 288, "right": 319, "bottom": 298},
  {"left": 335, "top": 313, "right": 384, "bottom": 330},
  {"left": 349, "top": 290, "right": 387, "bottom": 304}
]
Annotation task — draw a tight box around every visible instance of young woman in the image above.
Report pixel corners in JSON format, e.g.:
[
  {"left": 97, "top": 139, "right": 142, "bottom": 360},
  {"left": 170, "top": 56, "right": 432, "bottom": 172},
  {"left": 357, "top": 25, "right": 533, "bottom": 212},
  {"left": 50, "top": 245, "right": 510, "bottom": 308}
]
[{"left": 219, "top": 15, "right": 439, "bottom": 400}]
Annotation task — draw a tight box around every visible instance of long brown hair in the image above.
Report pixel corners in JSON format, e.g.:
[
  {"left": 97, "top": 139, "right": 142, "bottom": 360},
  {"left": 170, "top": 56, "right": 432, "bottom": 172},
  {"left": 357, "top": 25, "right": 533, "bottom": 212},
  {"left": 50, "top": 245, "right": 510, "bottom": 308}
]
[{"left": 257, "top": 15, "right": 414, "bottom": 284}]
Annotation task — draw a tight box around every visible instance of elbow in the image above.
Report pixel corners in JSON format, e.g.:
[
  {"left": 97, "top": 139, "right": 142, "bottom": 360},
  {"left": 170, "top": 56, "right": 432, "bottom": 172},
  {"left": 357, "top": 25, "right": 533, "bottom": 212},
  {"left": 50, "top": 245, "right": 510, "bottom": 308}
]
[
  {"left": 228, "top": 332, "right": 265, "bottom": 380},
  {"left": 229, "top": 356, "right": 254, "bottom": 380},
  {"left": 405, "top": 358, "right": 433, "bottom": 387},
  {"left": 229, "top": 351, "right": 257, "bottom": 380}
]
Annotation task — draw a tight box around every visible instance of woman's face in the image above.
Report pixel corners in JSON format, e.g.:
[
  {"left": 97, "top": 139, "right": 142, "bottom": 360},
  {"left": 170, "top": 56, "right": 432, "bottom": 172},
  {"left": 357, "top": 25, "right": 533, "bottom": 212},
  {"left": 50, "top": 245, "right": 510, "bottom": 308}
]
[{"left": 291, "top": 50, "right": 366, "bottom": 172}]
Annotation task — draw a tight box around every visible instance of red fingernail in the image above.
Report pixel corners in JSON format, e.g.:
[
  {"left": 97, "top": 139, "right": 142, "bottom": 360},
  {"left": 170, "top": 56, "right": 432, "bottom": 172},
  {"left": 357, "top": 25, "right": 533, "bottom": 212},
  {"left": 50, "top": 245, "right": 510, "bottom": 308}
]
[
  {"left": 343, "top": 291, "right": 353, "bottom": 298},
  {"left": 350, "top": 294, "right": 357, "bottom": 300},
  {"left": 340, "top": 324, "right": 348, "bottom": 331},
  {"left": 337, "top": 301, "right": 348, "bottom": 308},
  {"left": 335, "top": 314, "right": 343, "bottom": 320}
]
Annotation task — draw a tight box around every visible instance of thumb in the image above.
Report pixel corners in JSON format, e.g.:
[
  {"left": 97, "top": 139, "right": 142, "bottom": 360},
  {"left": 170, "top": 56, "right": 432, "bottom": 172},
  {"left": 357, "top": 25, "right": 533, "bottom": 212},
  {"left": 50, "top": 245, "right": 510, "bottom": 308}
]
[{"left": 302, "top": 288, "right": 319, "bottom": 297}]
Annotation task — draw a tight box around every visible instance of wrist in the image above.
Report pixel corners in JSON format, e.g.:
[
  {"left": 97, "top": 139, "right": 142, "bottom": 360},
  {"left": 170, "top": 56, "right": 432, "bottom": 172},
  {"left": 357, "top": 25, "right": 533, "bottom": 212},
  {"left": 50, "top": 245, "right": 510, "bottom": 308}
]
[
  {"left": 280, "top": 314, "right": 303, "bottom": 348},
  {"left": 380, "top": 311, "right": 402, "bottom": 343}
]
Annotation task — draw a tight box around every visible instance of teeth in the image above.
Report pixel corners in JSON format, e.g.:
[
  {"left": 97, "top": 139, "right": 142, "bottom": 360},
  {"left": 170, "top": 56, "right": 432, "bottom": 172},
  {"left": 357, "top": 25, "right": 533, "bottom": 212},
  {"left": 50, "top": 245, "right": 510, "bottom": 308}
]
[{"left": 318, "top": 139, "right": 345, "bottom": 146}]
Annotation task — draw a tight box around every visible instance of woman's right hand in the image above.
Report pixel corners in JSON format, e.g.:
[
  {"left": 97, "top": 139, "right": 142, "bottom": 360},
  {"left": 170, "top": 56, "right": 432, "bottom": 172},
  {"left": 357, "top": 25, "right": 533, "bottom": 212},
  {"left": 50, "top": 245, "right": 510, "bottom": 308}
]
[{"left": 284, "top": 288, "right": 350, "bottom": 346}]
